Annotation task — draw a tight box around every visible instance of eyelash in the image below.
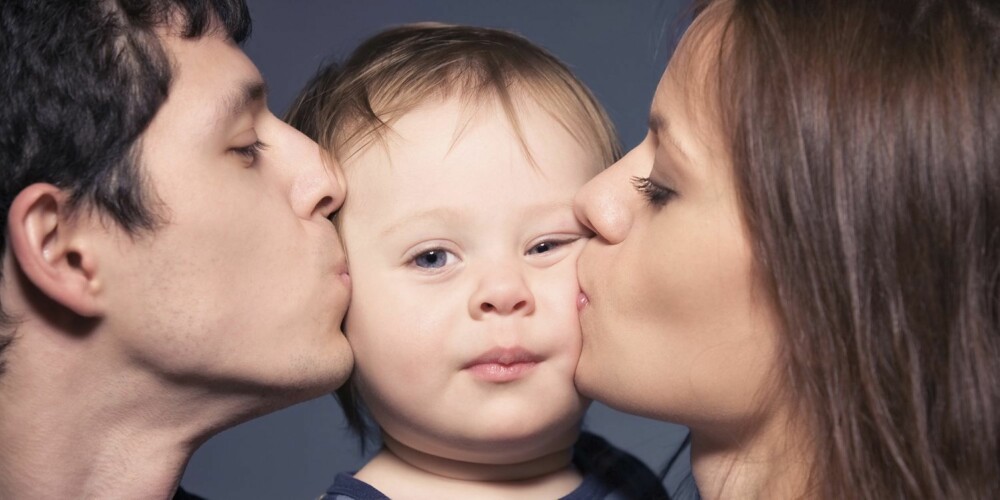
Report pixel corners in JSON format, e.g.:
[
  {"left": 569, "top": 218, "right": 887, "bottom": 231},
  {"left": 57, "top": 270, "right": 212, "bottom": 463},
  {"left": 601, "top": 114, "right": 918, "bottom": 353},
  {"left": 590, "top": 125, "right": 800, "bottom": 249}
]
[
  {"left": 631, "top": 176, "right": 677, "bottom": 207},
  {"left": 232, "top": 140, "right": 268, "bottom": 161},
  {"left": 527, "top": 237, "right": 578, "bottom": 255},
  {"left": 405, "top": 236, "right": 578, "bottom": 270},
  {"left": 407, "top": 248, "right": 457, "bottom": 271}
]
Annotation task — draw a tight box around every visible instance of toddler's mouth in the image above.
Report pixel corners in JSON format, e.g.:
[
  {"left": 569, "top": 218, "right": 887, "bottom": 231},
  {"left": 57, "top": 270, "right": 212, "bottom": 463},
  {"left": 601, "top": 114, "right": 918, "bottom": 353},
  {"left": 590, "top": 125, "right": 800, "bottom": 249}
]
[{"left": 464, "top": 347, "right": 542, "bottom": 383}]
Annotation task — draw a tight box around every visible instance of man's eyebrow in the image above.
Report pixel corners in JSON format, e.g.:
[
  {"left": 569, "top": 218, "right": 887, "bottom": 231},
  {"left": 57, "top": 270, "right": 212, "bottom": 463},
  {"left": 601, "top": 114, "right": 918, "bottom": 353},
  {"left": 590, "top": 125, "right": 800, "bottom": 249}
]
[{"left": 220, "top": 80, "right": 269, "bottom": 121}]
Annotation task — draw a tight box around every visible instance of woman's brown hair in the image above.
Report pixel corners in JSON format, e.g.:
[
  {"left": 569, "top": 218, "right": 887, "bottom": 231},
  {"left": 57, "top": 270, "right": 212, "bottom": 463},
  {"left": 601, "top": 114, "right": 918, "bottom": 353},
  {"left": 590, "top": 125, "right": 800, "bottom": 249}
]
[{"left": 703, "top": 0, "right": 999, "bottom": 497}]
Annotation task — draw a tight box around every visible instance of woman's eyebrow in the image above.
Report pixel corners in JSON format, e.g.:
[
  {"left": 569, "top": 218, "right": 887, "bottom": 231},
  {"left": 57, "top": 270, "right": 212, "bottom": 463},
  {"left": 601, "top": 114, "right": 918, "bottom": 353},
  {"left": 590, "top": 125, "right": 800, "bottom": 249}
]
[
  {"left": 648, "top": 112, "right": 666, "bottom": 137},
  {"left": 648, "top": 111, "right": 691, "bottom": 164}
]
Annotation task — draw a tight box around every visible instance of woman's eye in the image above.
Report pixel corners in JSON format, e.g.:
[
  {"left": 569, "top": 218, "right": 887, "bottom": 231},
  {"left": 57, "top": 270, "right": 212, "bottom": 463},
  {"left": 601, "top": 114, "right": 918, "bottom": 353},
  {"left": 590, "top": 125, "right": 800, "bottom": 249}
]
[
  {"left": 411, "top": 249, "right": 455, "bottom": 269},
  {"left": 631, "top": 176, "right": 677, "bottom": 207},
  {"left": 232, "top": 140, "right": 268, "bottom": 162}
]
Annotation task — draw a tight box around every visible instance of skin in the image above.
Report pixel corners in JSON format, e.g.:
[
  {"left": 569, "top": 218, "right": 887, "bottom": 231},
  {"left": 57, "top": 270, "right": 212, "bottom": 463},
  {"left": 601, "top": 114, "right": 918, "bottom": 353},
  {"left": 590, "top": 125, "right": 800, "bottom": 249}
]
[
  {"left": 0, "top": 26, "right": 352, "bottom": 499},
  {"left": 94, "top": 25, "right": 354, "bottom": 395},
  {"left": 573, "top": 4, "right": 811, "bottom": 498},
  {"left": 338, "top": 94, "right": 601, "bottom": 498}
]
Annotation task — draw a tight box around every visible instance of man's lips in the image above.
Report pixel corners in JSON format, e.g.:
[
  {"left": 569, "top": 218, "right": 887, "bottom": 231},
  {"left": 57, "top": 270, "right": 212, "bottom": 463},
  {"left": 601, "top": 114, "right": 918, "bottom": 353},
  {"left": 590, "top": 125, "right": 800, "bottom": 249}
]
[
  {"left": 463, "top": 347, "right": 541, "bottom": 382},
  {"left": 577, "top": 291, "right": 590, "bottom": 311}
]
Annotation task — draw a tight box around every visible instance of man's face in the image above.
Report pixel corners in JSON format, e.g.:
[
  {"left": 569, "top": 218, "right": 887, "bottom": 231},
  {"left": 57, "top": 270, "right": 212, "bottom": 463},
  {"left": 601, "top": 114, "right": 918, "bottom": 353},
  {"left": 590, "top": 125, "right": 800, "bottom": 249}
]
[{"left": 92, "top": 29, "right": 353, "bottom": 399}]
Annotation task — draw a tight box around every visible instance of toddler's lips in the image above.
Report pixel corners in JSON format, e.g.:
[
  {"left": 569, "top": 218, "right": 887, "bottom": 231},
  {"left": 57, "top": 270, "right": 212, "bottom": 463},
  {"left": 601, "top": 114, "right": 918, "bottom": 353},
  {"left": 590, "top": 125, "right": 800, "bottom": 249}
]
[
  {"left": 577, "top": 291, "right": 590, "bottom": 311},
  {"left": 464, "top": 347, "right": 541, "bottom": 383},
  {"left": 466, "top": 361, "right": 537, "bottom": 382}
]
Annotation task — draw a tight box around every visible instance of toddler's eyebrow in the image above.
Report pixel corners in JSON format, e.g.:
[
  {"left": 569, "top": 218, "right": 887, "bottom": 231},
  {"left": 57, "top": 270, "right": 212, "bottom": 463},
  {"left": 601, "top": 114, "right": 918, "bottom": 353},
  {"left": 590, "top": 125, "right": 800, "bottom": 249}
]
[
  {"left": 380, "top": 201, "right": 576, "bottom": 238},
  {"left": 381, "top": 207, "right": 463, "bottom": 237}
]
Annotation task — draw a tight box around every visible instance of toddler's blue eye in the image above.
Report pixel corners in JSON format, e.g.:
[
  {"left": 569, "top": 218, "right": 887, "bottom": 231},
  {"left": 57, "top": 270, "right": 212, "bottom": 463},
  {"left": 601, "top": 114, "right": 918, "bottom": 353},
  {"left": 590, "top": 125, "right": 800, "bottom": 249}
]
[
  {"left": 533, "top": 242, "right": 554, "bottom": 254},
  {"left": 527, "top": 238, "right": 576, "bottom": 255},
  {"left": 413, "top": 250, "right": 449, "bottom": 269}
]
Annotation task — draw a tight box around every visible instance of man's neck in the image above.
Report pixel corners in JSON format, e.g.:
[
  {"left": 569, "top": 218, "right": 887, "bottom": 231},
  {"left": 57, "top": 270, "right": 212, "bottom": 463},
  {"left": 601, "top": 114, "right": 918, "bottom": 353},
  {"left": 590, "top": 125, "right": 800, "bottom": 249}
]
[{"left": 0, "top": 330, "right": 252, "bottom": 499}]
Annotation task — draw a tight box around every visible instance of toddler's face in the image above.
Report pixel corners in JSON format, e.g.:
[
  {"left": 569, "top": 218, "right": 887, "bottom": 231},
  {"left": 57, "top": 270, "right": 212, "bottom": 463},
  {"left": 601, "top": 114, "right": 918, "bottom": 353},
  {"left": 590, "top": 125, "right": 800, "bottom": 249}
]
[{"left": 338, "top": 95, "right": 602, "bottom": 464}]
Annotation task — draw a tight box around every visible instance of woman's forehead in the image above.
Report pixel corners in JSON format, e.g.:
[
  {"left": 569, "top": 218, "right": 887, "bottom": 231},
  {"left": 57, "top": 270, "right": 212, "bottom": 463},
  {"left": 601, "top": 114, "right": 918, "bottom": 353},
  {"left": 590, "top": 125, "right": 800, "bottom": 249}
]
[{"left": 669, "top": 0, "right": 730, "bottom": 90}]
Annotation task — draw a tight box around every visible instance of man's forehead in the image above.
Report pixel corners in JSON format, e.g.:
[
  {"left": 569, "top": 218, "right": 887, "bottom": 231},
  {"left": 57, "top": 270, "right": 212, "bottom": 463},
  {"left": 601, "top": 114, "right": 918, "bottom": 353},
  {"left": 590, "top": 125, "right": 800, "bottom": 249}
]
[
  {"left": 135, "top": 30, "right": 266, "bottom": 156},
  {"left": 159, "top": 29, "right": 264, "bottom": 110}
]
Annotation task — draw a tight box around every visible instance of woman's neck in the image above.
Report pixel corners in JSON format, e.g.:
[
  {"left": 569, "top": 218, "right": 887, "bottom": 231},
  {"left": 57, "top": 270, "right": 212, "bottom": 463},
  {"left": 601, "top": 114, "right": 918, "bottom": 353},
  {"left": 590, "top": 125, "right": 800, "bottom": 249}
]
[
  {"left": 355, "top": 433, "right": 582, "bottom": 499},
  {"left": 689, "top": 409, "right": 816, "bottom": 500}
]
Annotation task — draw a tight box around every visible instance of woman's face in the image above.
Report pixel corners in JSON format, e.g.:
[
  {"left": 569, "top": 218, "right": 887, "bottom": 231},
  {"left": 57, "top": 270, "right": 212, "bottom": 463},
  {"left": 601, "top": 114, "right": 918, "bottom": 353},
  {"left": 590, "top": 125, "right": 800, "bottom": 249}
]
[{"left": 573, "top": 15, "right": 782, "bottom": 431}]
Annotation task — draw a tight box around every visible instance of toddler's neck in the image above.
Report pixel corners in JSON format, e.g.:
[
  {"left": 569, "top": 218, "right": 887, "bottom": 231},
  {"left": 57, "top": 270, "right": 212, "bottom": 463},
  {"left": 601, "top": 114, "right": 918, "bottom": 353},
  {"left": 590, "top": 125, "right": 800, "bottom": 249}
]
[{"left": 354, "top": 434, "right": 582, "bottom": 499}]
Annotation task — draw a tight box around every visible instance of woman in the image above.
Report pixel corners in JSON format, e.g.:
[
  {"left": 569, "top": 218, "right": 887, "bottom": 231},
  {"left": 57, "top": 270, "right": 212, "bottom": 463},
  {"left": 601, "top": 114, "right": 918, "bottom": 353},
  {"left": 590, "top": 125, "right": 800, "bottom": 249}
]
[{"left": 574, "top": 0, "right": 999, "bottom": 498}]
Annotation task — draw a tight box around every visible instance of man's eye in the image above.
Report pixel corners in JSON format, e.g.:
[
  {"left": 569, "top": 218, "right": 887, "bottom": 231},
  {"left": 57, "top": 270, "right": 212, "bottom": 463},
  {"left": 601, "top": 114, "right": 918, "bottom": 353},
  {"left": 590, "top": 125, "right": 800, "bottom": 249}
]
[
  {"left": 232, "top": 140, "right": 268, "bottom": 162},
  {"left": 411, "top": 249, "right": 456, "bottom": 269}
]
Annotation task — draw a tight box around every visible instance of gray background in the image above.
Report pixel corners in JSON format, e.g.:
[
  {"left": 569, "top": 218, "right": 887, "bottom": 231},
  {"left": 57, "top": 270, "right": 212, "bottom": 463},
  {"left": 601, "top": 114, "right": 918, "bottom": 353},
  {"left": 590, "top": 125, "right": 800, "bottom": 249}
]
[{"left": 180, "top": 1, "right": 691, "bottom": 498}]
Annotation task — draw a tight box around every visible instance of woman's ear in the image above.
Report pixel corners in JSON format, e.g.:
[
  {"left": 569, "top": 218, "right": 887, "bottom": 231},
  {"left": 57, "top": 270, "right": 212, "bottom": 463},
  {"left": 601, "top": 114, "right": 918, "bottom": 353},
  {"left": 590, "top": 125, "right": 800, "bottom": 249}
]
[{"left": 7, "top": 184, "right": 104, "bottom": 317}]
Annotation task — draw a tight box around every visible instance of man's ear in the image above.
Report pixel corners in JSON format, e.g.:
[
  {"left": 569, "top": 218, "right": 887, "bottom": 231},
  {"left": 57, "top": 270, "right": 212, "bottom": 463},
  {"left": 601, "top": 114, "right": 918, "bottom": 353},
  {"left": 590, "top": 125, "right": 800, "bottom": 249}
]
[{"left": 7, "top": 184, "right": 104, "bottom": 317}]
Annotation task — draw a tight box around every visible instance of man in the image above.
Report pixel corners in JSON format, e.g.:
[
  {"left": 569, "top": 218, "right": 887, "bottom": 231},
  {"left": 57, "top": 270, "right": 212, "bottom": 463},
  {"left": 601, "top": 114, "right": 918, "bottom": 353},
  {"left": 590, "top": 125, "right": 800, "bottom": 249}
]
[{"left": 0, "top": 1, "right": 353, "bottom": 498}]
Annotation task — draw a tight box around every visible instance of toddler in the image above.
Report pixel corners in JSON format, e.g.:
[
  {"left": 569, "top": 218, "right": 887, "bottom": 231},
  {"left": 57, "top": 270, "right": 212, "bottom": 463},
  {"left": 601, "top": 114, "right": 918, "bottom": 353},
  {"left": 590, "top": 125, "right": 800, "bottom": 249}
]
[{"left": 288, "top": 23, "right": 668, "bottom": 500}]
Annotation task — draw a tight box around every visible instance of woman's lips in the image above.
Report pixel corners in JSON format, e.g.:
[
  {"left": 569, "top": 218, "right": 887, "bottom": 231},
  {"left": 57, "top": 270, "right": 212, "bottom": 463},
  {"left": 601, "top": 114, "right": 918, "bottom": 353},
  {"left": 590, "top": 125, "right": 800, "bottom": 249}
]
[
  {"left": 577, "top": 291, "right": 590, "bottom": 311},
  {"left": 463, "top": 347, "right": 540, "bottom": 383},
  {"left": 333, "top": 260, "right": 351, "bottom": 286}
]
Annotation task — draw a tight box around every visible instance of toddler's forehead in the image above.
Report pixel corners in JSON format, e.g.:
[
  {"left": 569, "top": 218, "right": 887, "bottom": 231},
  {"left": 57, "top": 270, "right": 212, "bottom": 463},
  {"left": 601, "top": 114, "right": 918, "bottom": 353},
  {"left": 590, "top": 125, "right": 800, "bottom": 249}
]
[{"left": 341, "top": 90, "right": 602, "bottom": 171}]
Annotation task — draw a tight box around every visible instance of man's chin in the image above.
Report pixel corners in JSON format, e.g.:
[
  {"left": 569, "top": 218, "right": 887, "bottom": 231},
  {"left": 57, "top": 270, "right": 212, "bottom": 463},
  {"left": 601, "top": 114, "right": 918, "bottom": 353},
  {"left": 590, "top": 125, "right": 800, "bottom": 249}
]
[{"left": 249, "top": 338, "right": 354, "bottom": 406}]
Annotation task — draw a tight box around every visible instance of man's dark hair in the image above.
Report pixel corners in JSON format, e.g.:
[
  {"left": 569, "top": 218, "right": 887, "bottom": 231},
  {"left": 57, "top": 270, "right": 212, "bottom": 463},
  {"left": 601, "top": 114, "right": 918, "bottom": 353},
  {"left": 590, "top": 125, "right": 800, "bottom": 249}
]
[{"left": 0, "top": 0, "right": 252, "bottom": 374}]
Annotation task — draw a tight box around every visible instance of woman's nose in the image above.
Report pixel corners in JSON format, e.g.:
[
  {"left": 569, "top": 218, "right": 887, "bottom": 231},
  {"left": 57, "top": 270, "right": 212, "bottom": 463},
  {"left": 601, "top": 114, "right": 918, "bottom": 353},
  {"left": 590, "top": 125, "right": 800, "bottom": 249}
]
[{"left": 574, "top": 143, "right": 647, "bottom": 244}]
